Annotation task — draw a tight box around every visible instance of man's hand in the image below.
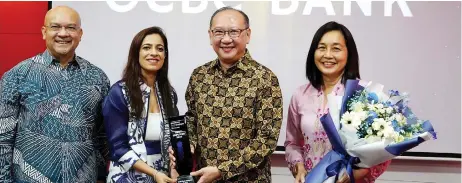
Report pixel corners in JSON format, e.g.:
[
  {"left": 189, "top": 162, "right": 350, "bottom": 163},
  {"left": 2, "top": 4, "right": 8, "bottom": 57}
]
[
  {"left": 190, "top": 166, "right": 221, "bottom": 183},
  {"left": 337, "top": 168, "right": 370, "bottom": 183},
  {"left": 292, "top": 162, "right": 307, "bottom": 183}
]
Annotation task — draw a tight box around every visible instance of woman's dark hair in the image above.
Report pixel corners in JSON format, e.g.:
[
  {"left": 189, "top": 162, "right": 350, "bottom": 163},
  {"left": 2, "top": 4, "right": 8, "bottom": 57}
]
[
  {"left": 306, "top": 21, "right": 360, "bottom": 90},
  {"left": 122, "top": 26, "right": 175, "bottom": 119}
]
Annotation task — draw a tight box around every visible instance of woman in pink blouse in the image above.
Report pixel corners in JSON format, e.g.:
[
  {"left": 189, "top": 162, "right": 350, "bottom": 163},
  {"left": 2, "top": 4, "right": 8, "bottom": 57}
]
[{"left": 284, "top": 21, "right": 391, "bottom": 183}]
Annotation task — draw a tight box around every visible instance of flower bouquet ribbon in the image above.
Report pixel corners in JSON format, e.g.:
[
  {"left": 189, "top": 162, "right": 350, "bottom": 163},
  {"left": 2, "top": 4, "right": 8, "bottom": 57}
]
[{"left": 305, "top": 80, "right": 437, "bottom": 183}]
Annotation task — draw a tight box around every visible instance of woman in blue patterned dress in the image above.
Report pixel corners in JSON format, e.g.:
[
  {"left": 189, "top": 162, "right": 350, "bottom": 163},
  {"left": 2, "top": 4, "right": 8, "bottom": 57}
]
[{"left": 102, "top": 26, "right": 179, "bottom": 183}]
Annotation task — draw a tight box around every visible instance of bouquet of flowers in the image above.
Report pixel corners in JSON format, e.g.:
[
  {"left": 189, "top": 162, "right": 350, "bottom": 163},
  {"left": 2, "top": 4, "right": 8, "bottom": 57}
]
[{"left": 305, "top": 80, "right": 437, "bottom": 183}]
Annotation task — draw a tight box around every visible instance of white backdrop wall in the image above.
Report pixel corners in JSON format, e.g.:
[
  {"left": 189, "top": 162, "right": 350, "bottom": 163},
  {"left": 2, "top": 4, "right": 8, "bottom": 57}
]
[{"left": 53, "top": 1, "right": 461, "bottom": 155}]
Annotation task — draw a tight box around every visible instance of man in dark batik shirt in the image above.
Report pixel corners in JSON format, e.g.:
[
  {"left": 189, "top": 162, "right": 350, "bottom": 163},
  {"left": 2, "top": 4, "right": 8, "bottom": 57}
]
[
  {"left": 175, "top": 6, "right": 283, "bottom": 183},
  {"left": 0, "top": 6, "right": 109, "bottom": 183}
]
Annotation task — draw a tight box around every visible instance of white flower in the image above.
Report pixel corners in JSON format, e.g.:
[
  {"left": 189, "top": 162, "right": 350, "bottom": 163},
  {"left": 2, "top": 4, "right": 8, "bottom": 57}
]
[
  {"left": 382, "top": 125, "right": 396, "bottom": 139},
  {"left": 340, "top": 111, "right": 353, "bottom": 125},
  {"left": 349, "top": 111, "right": 367, "bottom": 128},
  {"left": 352, "top": 102, "right": 365, "bottom": 112},
  {"left": 386, "top": 107, "right": 393, "bottom": 114},
  {"left": 378, "top": 109, "right": 386, "bottom": 115},
  {"left": 351, "top": 117, "right": 362, "bottom": 128},
  {"left": 376, "top": 103, "right": 384, "bottom": 109},
  {"left": 367, "top": 103, "right": 376, "bottom": 111},
  {"left": 372, "top": 118, "right": 387, "bottom": 131},
  {"left": 393, "top": 114, "right": 407, "bottom": 125},
  {"left": 341, "top": 111, "right": 362, "bottom": 132}
]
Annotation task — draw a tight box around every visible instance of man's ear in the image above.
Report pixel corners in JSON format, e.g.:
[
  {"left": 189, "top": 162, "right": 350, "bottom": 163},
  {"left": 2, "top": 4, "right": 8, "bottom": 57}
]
[
  {"left": 41, "top": 26, "right": 46, "bottom": 40},
  {"left": 245, "top": 28, "right": 251, "bottom": 44},
  {"left": 208, "top": 30, "right": 214, "bottom": 45}
]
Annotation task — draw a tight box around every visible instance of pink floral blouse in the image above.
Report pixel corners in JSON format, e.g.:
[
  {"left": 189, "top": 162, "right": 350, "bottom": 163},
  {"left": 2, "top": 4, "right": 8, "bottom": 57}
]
[{"left": 284, "top": 81, "right": 391, "bottom": 183}]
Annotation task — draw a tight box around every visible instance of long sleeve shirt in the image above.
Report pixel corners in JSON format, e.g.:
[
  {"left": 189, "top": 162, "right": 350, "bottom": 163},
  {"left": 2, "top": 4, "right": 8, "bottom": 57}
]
[
  {"left": 284, "top": 81, "right": 390, "bottom": 183},
  {"left": 185, "top": 50, "right": 283, "bottom": 182},
  {"left": 0, "top": 50, "right": 110, "bottom": 183}
]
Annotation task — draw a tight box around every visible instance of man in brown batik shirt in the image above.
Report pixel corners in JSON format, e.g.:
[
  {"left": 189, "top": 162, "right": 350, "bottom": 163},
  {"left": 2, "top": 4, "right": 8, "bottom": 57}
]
[{"left": 184, "top": 6, "right": 283, "bottom": 183}]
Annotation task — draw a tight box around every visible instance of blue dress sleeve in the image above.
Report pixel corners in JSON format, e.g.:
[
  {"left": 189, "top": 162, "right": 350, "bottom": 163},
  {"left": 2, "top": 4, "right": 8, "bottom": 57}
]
[{"left": 103, "top": 82, "right": 140, "bottom": 170}]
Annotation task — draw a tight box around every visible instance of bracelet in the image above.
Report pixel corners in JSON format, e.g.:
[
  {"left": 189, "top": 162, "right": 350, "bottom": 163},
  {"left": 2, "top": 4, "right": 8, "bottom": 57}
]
[{"left": 153, "top": 170, "right": 159, "bottom": 180}]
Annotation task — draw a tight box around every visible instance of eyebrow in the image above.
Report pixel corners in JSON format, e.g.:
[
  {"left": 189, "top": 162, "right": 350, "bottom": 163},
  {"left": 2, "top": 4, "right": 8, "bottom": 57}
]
[
  {"left": 142, "top": 43, "right": 164, "bottom": 47},
  {"left": 212, "top": 27, "right": 243, "bottom": 30},
  {"left": 49, "top": 23, "right": 78, "bottom": 26},
  {"left": 318, "top": 42, "right": 344, "bottom": 46}
]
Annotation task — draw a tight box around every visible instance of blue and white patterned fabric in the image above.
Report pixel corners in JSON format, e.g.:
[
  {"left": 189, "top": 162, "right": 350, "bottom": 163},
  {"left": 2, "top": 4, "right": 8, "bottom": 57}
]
[
  {"left": 0, "top": 50, "right": 110, "bottom": 183},
  {"left": 103, "top": 80, "right": 178, "bottom": 183}
]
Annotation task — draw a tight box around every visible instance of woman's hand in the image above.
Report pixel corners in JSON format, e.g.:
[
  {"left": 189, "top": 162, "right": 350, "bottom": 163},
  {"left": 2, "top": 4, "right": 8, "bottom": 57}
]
[
  {"left": 292, "top": 162, "right": 307, "bottom": 183},
  {"left": 170, "top": 167, "right": 179, "bottom": 179},
  {"left": 337, "top": 168, "right": 370, "bottom": 183},
  {"left": 153, "top": 170, "right": 176, "bottom": 183}
]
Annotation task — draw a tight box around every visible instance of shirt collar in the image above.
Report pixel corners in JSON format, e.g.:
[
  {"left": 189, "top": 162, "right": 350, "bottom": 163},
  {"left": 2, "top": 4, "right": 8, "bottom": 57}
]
[
  {"left": 138, "top": 78, "right": 160, "bottom": 93},
  {"left": 209, "top": 49, "right": 252, "bottom": 72},
  {"left": 312, "top": 79, "right": 345, "bottom": 97},
  {"left": 139, "top": 80, "right": 150, "bottom": 93},
  {"left": 43, "top": 49, "right": 83, "bottom": 69}
]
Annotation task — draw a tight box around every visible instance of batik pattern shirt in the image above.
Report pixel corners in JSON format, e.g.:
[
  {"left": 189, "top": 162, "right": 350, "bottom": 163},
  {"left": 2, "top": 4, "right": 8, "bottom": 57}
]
[
  {"left": 0, "top": 50, "right": 110, "bottom": 183},
  {"left": 185, "top": 50, "right": 283, "bottom": 182}
]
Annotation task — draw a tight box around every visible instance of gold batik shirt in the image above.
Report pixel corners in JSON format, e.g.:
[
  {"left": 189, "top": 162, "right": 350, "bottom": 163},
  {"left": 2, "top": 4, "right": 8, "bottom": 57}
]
[{"left": 185, "top": 50, "right": 283, "bottom": 182}]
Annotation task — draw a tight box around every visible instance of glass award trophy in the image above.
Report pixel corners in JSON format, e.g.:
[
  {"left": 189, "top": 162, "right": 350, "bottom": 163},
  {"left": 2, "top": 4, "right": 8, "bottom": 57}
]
[{"left": 168, "top": 115, "right": 195, "bottom": 183}]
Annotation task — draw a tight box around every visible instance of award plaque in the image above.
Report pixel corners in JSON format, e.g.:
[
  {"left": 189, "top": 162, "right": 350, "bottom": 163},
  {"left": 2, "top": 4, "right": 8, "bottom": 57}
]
[{"left": 168, "top": 115, "right": 195, "bottom": 183}]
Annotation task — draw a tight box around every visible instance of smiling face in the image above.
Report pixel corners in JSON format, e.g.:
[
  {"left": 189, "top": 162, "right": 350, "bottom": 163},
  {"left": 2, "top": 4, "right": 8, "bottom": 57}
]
[
  {"left": 139, "top": 33, "right": 165, "bottom": 76},
  {"left": 314, "top": 30, "right": 348, "bottom": 79},
  {"left": 41, "top": 6, "right": 83, "bottom": 61},
  {"left": 209, "top": 10, "right": 251, "bottom": 66}
]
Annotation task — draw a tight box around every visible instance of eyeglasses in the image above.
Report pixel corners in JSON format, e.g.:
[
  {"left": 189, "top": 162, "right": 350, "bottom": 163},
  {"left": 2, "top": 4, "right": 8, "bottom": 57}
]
[
  {"left": 210, "top": 28, "right": 248, "bottom": 39},
  {"left": 46, "top": 24, "right": 80, "bottom": 33}
]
